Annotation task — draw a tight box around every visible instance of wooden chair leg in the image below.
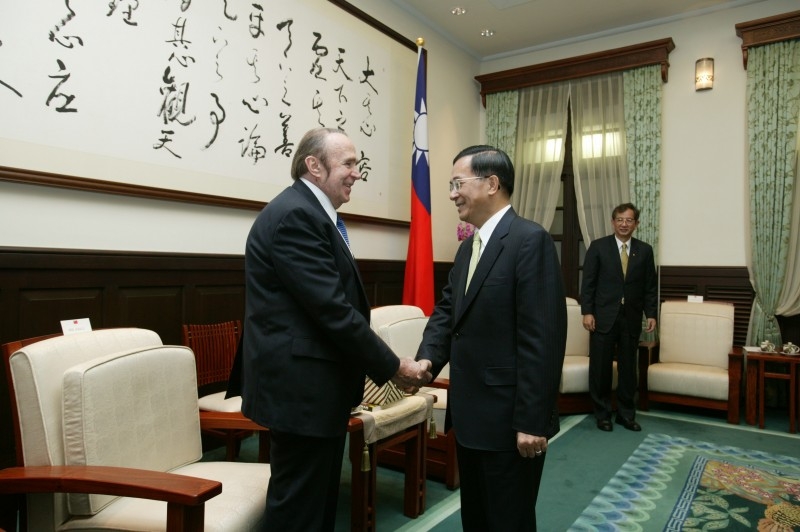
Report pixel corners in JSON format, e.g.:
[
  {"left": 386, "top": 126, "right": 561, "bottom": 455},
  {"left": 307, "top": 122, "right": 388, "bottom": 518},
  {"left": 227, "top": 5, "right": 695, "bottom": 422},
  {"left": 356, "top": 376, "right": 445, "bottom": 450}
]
[
  {"left": 401, "top": 422, "right": 426, "bottom": 518},
  {"left": 348, "top": 427, "right": 375, "bottom": 532}
]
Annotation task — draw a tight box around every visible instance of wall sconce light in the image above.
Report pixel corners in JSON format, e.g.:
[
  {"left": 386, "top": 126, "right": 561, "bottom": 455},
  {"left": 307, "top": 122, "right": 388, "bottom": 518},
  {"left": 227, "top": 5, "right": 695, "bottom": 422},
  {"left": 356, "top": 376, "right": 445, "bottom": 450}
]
[{"left": 695, "top": 58, "right": 714, "bottom": 91}]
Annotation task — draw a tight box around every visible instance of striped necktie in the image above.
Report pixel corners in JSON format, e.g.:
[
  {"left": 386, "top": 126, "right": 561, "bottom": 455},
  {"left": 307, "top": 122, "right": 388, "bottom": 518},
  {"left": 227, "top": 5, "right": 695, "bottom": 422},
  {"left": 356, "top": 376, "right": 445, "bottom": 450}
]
[
  {"left": 465, "top": 231, "right": 481, "bottom": 293},
  {"left": 336, "top": 216, "right": 350, "bottom": 248}
]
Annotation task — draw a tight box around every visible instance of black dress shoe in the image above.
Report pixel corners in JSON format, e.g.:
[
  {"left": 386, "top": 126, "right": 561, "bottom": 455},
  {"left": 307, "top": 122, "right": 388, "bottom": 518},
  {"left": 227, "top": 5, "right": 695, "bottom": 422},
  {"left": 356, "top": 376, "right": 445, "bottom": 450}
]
[
  {"left": 596, "top": 419, "right": 613, "bottom": 432},
  {"left": 615, "top": 415, "right": 642, "bottom": 432}
]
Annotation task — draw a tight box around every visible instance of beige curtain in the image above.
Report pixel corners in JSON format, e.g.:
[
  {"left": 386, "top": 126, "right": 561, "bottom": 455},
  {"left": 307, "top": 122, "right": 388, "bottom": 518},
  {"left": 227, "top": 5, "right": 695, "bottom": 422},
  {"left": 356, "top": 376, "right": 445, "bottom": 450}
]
[
  {"left": 510, "top": 82, "right": 570, "bottom": 230},
  {"left": 570, "top": 73, "right": 630, "bottom": 244}
]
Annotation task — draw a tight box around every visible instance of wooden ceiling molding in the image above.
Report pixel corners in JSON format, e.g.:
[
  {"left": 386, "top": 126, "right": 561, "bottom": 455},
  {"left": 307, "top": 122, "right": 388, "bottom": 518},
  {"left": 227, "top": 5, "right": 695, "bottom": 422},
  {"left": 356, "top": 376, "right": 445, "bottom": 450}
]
[
  {"left": 474, "top": 38, "right": 675, "bottom": 106},
  {"left": 736, "top": 10, "right": 800, "bottom": 69}
]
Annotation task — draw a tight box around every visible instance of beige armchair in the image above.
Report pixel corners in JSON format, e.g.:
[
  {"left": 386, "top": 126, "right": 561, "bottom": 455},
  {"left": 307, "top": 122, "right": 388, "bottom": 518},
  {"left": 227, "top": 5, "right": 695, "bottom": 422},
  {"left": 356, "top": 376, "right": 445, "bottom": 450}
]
[
  {"left": 558, "top": 297, "right": 617, "bottom": 414},
  {"left": 370, "top": 313, "right": 459, "bottom": 490},
  {"left": 639, "top": 300, "right": 743, "bottom": 423},
  {"left": 0, "top": 328, "right": 270, "bottom": 531}
]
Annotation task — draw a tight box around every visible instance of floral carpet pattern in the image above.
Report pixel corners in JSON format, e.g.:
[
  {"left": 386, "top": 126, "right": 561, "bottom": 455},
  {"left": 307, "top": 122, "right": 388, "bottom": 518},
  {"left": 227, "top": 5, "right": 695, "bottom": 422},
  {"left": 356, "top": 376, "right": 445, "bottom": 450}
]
[{"left": 571, "top": 433, "right": 800, "bottom": 531}]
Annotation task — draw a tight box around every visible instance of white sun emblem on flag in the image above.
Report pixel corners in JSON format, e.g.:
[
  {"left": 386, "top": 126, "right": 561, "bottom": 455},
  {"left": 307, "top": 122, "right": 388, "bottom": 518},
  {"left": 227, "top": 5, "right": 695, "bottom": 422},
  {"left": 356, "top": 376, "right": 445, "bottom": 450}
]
[{"left": 412, "top": 97, "right": 429, "bottom": 165}]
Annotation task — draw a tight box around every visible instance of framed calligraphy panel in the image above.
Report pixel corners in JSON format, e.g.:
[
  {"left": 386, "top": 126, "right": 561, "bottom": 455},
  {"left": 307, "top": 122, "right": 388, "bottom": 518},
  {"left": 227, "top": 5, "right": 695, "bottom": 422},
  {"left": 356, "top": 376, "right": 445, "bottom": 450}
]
[{"left": 0, "top": 0, "right": 417, "bottom": 224}]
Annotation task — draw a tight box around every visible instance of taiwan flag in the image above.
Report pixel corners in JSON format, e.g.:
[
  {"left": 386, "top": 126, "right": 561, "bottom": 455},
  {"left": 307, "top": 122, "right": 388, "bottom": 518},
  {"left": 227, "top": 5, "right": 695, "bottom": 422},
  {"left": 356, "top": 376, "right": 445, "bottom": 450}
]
[{"left": 402, "top": 46, "right": 434, "bottom": 316}]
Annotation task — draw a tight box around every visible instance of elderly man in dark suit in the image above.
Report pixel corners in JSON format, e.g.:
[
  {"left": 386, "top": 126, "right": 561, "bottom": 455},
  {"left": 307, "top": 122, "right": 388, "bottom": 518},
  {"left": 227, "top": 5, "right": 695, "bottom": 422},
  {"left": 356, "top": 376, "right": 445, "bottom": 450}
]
[
  {"left": 581, "top": 203, "right": 658, "bottom": 432},
  {"left": 415, "top": 145, "right": 567, "bottom": 531},
  {"left": 241, "top": 127, "right": 430, "bottom": 531}
]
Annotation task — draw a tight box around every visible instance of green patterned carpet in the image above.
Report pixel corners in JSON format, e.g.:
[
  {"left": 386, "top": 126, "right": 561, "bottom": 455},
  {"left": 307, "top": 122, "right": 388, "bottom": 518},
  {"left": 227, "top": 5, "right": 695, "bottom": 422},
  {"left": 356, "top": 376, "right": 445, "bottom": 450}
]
[
  {"left": 206, "top": 410, "right": 800, "bottom": 531},
  {"left": 571, "top": 432, "right": 800, "bottom": 531}
]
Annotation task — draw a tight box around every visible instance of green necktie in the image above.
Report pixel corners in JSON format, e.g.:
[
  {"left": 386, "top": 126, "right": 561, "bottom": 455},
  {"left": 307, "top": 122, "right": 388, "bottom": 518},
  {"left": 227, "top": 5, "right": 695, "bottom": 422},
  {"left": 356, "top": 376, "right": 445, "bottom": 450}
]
[{"left": 465, "top": 231, "right": 481, "bottom": 293}]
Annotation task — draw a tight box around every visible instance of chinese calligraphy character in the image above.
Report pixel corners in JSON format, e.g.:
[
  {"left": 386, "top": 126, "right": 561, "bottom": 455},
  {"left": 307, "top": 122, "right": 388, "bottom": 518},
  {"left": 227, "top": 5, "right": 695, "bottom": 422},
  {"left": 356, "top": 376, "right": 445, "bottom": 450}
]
[
  {"left": 107, "top": 0, "right": 140, "bottom": 26},
  {"left": 239, "top": 123, "right": 267, "bottom": 164},
  {"left": 48, "top": 1, "right": 82, "bottom": 49},
  {"left": 154, "top": 129, "right": 181, "bottom": 158},
  {"left": 309, "top": 32, "right": 328, "bottom": 81},
  {"left": 357, "top": 151, "right": 372, "bottom": 182},
  {"left": 274, "top": 112, "right": 293, "bottom": 157},
  {"left": 249, "top": 4, "right": 265, "bottom": 39},
  {"left": 276, "top": 19, "right": 293, "bottom": 58},
  {"left": 0, "top": 41, "right": 22, "bottom": 98},
  {"left": 167, "top": 18, "right": 195, "bottom": 67},
  {"left": 359, "top": 56, "right": 378, "bottom": 95},
  {"left": 204, "top": 92, "right": 225, "bottom": 149},
  {"left": 158, "top": 66, "right": 195, "bottom": 126},
  {"left": 333, "top": 48, "right": 351, "bottom": 81},
  {"left": 46, "top": 59, "right": 77, "bottom": 112}
]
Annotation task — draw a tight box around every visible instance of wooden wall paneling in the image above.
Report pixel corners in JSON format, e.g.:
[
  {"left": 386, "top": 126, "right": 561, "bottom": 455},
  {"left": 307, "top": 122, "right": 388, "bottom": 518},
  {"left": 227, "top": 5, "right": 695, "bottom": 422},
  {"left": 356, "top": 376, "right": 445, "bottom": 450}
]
[
  {"left": 188, "top": 285, "right": 247, "bottom": 326},
  {"left": 17, "top": 288, "right": 105, "bottom": 338},
  {"left": 116, "top": 287, "right": 185, "bottom": 345}
]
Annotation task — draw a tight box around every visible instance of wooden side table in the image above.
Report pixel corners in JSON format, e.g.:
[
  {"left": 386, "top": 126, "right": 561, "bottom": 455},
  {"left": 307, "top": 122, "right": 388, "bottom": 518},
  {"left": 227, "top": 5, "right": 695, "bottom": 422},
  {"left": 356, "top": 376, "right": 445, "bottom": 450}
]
[{"left": 744, "top": 350, "right": 799, "bottom": 433}]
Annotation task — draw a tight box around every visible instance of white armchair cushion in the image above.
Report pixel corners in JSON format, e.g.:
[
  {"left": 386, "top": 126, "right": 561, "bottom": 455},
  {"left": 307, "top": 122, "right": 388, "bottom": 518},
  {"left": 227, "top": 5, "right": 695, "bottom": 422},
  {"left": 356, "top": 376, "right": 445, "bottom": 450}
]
[
  {"left": 648, "top": 362, "right": 729, "bottom": 401},
  {"left": 565, "top": 297, "right": 589, "bottom": 357},
  {"left": 62, "top": 345, "right": 202, "bottom": 515},
  {"left": 199, "top": 391, "right": 243, "bottom": 413},
  {"left": 370, "top": 305, "right": 425, "bottom": 330},
  {"left": 658, "top": 301, "right": 734, "bottom": 370},
  {"left": 559, "top": 297, "right": 618, "bottom": 394},
  {"left": 58, "top": 461, "right": 269, "bottom": 532},
  {"left": 9, "top": 329, "right": 163, "bottom": 470},
  {"left": 377, "top": 316, "right": 428, "bottom": 359}
]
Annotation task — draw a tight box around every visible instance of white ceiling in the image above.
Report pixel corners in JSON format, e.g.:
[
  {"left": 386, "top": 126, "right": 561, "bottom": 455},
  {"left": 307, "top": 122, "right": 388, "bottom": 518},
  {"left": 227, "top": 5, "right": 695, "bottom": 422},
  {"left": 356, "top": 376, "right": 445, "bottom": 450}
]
[{"left": 389, "top": 0, "right": 766, "bottom": 59}]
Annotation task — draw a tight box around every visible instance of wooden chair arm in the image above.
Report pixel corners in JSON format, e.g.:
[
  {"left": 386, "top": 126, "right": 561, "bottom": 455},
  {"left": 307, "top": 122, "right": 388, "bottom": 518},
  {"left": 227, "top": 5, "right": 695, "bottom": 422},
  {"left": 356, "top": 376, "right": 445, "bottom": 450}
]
[
  {"left": 425, "top": 378, "right": 450, "bottom": 389},
  {"left": 199, "top": 411, "right": 266, "bottom": 432},
  {"left": 0, "top": 465, "right": 221, "bottom": 505}
]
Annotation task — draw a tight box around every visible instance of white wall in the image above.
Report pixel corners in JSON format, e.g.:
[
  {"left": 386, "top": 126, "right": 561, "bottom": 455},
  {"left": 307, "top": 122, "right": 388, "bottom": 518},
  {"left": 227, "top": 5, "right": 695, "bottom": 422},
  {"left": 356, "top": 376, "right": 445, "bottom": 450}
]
[
  {"left": 480, "top": 0, "right": 797, "bottom": 266},
  {"left": 1, "top": 0, "right": 796, "bottom": 267}
]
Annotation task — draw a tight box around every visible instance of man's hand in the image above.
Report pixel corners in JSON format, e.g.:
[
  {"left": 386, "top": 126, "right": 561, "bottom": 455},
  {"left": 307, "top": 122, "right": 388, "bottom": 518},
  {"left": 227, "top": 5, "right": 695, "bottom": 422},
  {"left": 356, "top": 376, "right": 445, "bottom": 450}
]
[
  {"left": 516, "top": 432, "right": 548, "bottom": 458},
  {"left": 582, "top": 314, "right": 596, "bottom": 332},
  {"left": 645, "top": 318, "right": 657, "bottom": 333},
  {"left": 391, "top": 358, "right": 432, "bottom": 393}
]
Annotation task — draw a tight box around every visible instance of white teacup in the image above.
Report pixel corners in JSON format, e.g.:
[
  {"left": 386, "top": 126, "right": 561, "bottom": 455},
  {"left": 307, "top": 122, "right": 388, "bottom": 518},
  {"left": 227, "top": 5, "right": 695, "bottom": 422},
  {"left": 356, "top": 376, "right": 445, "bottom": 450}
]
[
  {"left": 782, "top": 342, "right": 799, "bottom": 354},
  {"left": 760, "top": 340, "right": 776, "bottom": 352}
]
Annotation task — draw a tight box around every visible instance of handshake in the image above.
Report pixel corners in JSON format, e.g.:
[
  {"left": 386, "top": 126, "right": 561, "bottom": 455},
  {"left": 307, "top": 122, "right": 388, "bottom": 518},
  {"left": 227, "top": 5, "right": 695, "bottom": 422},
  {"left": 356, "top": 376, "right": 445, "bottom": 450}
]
[{"left": 391, "top": 358, "right": 433, "bottom": 394}]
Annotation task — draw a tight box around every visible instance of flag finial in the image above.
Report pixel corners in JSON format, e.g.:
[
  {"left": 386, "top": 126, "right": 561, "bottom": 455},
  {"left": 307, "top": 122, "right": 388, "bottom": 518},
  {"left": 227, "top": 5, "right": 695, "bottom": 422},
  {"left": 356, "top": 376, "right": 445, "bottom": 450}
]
[{"left": 416, "top": 37, "right": 425, "bottom": 47}]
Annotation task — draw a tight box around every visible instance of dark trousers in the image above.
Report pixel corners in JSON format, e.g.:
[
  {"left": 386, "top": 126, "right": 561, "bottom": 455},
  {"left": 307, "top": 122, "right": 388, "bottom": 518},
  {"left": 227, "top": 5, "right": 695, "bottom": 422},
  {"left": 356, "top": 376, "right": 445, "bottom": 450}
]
[
  {"left": 456, "top": 441, "right": 546, "bottom": 532},
  {"left": 261, "top": 430, "right": 346, "bottom": 532},
  {"left": 589, "top": 307, "right": 639, "bottom": 421}
]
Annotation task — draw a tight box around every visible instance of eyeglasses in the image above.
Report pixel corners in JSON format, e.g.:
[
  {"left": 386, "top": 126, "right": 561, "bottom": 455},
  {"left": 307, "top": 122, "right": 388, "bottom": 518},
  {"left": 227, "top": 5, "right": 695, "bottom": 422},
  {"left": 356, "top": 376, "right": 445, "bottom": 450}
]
[
  {"left": 449, "top": 176, "right": 488, "bottom": 193},
  {"left": 614, "top": 218, "right": 636, "bottom": 225}
]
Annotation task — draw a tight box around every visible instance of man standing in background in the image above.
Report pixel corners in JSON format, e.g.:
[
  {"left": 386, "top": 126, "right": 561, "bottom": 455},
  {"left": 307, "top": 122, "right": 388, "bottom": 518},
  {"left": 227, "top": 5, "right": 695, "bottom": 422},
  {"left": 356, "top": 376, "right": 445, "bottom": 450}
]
[{"left": 581, "top": 203, "right": 658, "bottom": 432}]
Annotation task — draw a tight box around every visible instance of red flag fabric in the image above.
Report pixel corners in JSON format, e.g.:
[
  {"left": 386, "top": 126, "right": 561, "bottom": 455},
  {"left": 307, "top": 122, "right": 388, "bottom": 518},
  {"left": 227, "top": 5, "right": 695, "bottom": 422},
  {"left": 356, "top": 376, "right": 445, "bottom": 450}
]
[{"left": 402, "top": 48, "right": 434, "bottom": 315}]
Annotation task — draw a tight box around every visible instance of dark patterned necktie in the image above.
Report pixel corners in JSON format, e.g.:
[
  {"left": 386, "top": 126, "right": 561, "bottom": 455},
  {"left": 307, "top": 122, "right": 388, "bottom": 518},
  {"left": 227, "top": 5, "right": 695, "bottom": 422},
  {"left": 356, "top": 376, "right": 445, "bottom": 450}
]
[{"left": 336, "top": 216, "right": 350, "bottom": 248}]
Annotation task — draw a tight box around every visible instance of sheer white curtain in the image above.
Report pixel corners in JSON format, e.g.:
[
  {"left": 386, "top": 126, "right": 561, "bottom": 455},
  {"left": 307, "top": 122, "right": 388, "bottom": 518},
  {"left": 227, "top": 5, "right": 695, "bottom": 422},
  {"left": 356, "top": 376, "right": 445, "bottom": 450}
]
[
  {"left": 511, "top": 82, "right": 570, "bottom": 230},
  {"left": 570, "top": 73, "right": 630, "bottom": 244}
]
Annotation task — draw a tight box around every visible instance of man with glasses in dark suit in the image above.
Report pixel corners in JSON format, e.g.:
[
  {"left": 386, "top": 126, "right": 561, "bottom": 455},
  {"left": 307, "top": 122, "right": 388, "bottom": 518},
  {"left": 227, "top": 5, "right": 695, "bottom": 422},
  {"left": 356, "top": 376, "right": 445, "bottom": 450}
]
[{"left": 581, "top": 203, "right": 658, "bottom": 432}]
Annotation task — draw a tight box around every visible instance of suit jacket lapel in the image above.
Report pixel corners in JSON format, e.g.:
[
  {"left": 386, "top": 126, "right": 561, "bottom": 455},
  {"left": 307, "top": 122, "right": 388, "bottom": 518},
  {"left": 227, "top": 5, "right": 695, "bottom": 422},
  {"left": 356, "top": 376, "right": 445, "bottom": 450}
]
[
  {"left": 456, "top": 209, "right": 514, "bottom": 322},
  {"left": 293, "top": 180, "right": 366, "bottom": 301}
]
